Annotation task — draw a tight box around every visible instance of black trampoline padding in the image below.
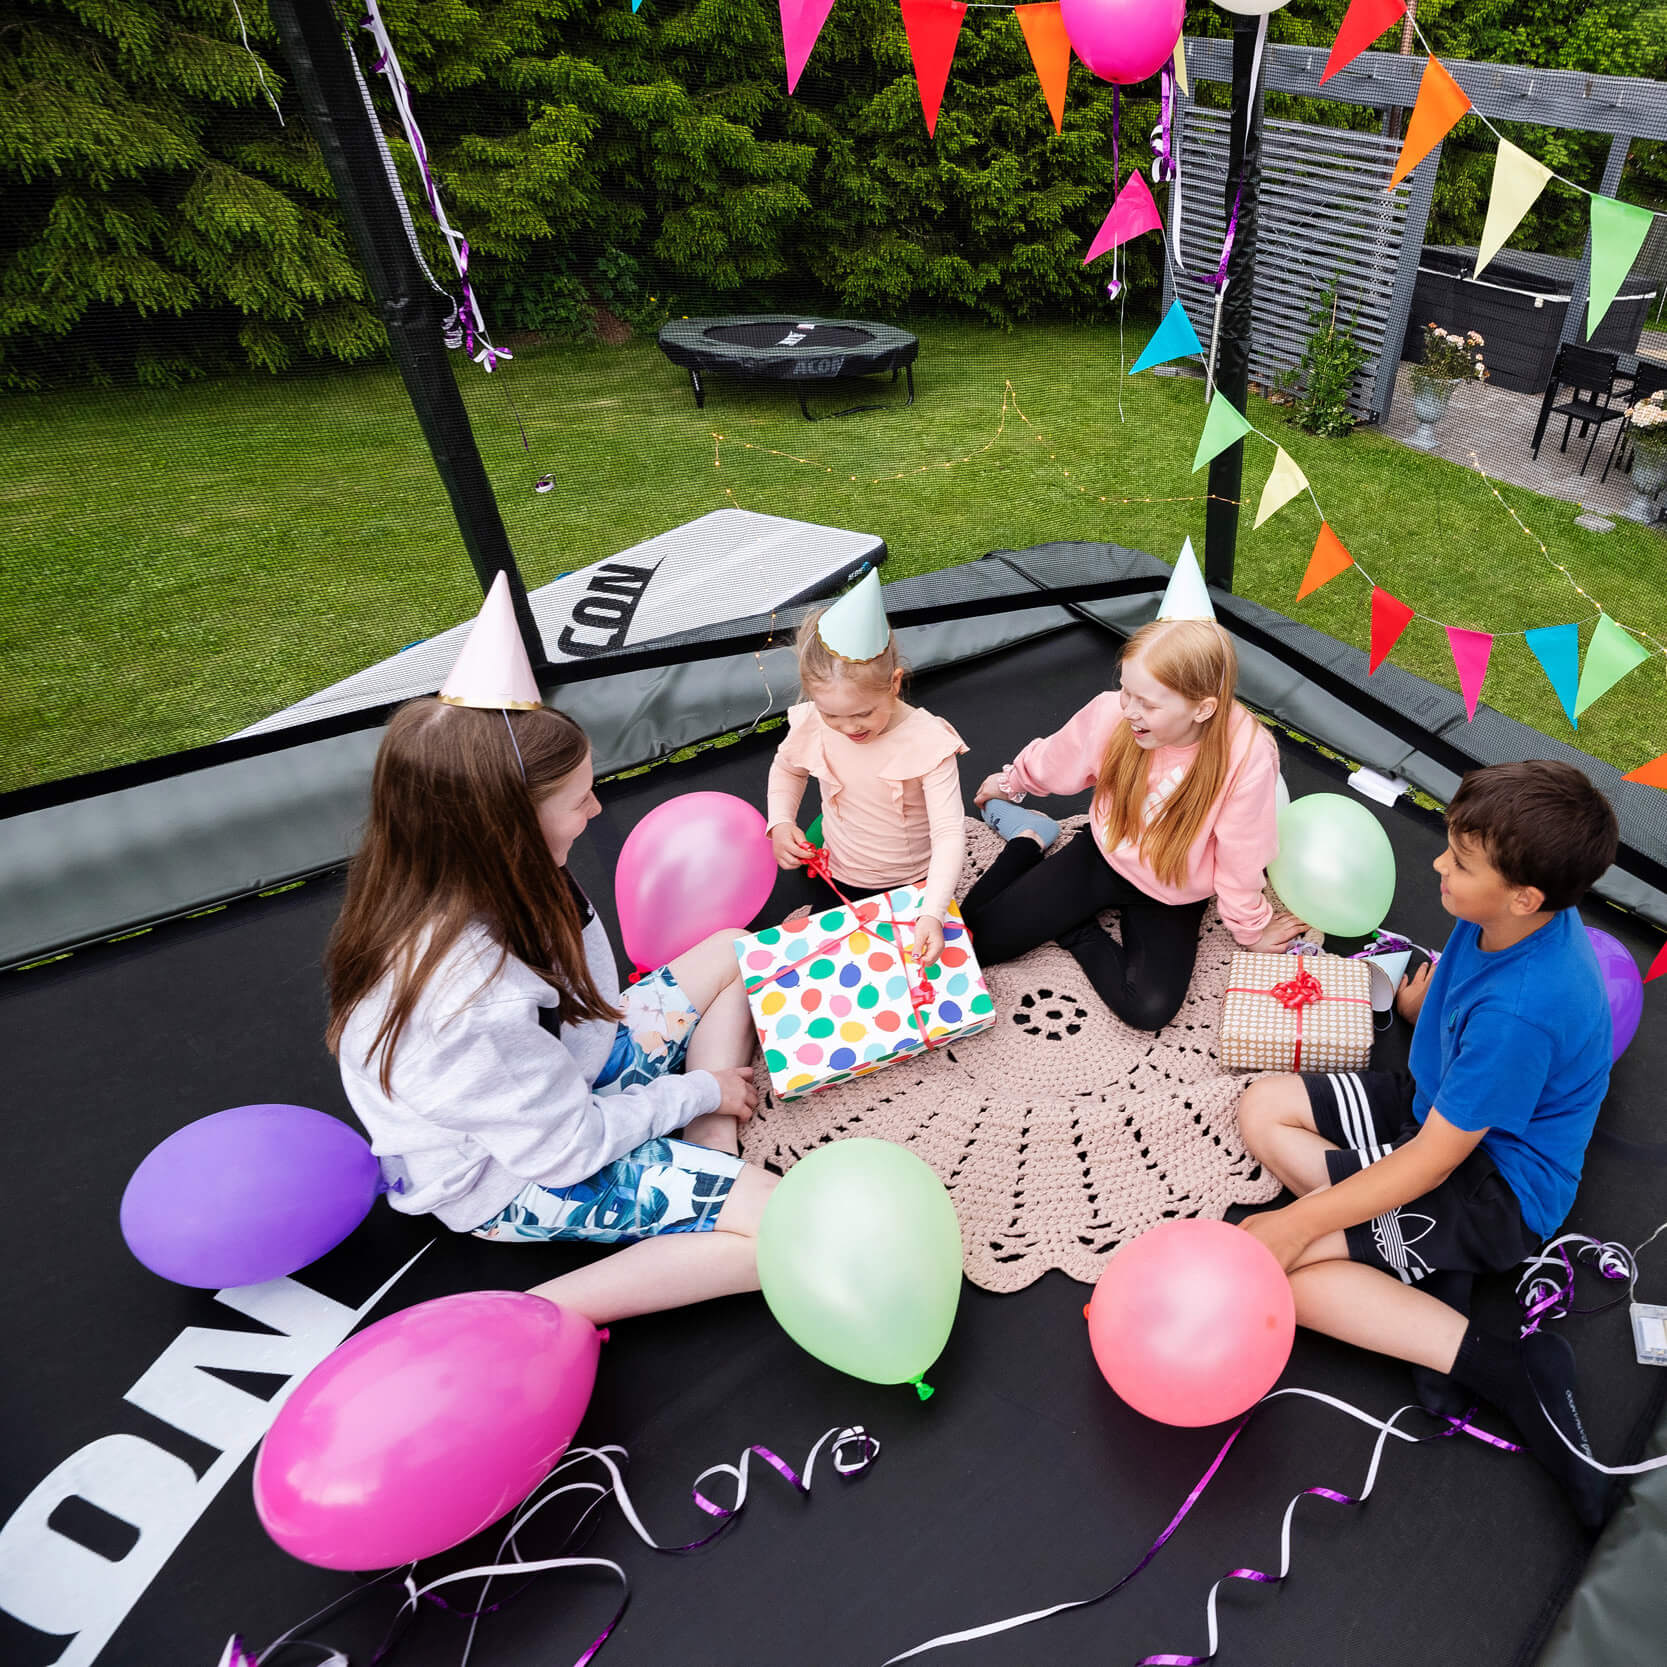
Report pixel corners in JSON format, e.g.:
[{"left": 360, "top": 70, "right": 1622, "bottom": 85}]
[
  {"left": 4, "top": 623, "right": 1665, "bottom": 1666},
  {"left": 658, "top": 314, "right": 919, "bottom": 382}
]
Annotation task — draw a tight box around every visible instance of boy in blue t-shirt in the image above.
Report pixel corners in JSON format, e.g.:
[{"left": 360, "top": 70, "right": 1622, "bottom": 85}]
[{"left": 1237, "top": 760, "right": 1620, "bottom": 1526}]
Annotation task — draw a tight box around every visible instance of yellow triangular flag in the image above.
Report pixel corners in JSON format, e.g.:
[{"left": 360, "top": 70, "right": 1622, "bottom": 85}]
[
  {"left": 1475, "top": 140, "right": 1553, "bottom": 277},
  {"left": 1254, "top": 447, "right": 1309, "bottom": 529},
  {"left": 1173, "top": 36, "right": 1189, "bottom": 98}
]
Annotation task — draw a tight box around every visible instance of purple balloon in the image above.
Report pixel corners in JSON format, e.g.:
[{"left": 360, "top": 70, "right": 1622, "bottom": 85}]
[
  {"left": 121, "top": 1104, "right": 380, "bottom": 1288},
  {"left": 1587, "top": 928, "right": 1643, "bottom": 1062}
]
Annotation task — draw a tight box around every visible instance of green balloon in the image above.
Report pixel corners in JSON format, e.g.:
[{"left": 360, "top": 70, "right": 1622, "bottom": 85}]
[
  {"left": 1266, "top": 792, "right": 1396, "bottom": 938},
  {"left": 756, "top": 1139, "right": 963, "bottom": 1394}
]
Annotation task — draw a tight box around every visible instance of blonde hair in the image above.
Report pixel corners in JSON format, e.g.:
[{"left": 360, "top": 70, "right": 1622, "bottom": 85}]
[
  {"left": 1094, "top": 619, "right": 1241, "bottom": 889},
  {"left": 795, "top": 607, "right": 904, "bottom": 694}
]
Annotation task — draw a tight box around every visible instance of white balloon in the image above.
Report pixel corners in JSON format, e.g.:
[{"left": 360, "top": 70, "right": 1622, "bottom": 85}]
[{"left": 1211, "top": 0, "right": 1291, "bottom": 13}]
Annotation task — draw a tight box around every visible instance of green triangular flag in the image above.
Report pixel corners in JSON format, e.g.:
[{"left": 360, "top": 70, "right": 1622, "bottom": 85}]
[
  {"left": 1588, "top": 195, "right": 1655, "bottom": 337},
  {"left": 1192, "top": 393, "right": 1252, "bottom": 473},
  {"left": 1573, "top": 613, "right": 1650, "bottom": 717}
]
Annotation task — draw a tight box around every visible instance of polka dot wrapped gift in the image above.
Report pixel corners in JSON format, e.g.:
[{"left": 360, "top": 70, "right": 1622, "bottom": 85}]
[
  {"left": 1219, "top": 951, "right": 1374, "bottom": 1074},
  {"left": 735, "top": 887, "right": 996, "bottom": 1101}
]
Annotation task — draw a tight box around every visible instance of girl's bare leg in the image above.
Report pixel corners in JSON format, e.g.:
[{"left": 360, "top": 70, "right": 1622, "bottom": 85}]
[{"left": 669, "top": 928, "right": 756, "bottom": 1154}]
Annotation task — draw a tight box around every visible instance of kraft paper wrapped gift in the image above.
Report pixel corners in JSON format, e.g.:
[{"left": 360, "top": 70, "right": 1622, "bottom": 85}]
[
  {"left": 1219, "top": 952, "right": 1374, "bottom": 1074},
  {"left": 735, "top": 888, "right": 995, "bottom": 1101}
]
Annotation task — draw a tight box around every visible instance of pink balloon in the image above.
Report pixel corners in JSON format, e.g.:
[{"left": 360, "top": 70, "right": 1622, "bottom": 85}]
[
  {"left": 1086, "top": 1219, "right": 1295, "bottom": 1426},
  {"left": 615, "top": 791, "right": 776, "bottom": 969},
  {"left": 254, "top": 1292, "right": 600, "bottom": 1568},
  {"left": 1060, "top": 0, "right": 1184, "bottom": 85}
]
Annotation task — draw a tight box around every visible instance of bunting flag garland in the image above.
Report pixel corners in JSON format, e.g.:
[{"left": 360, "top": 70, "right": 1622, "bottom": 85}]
[
  {"left": 1646, "top": 942, "right": 1667, "bottom": 984},
  {"left": 780, "top": 0, "right": 836, "bottom": 93},
  {"left": 1525, "top": 622, "right": 1582, "bottom": 728},
  {"left": 1368, "top": 588, "right": 1415, "bottom": 673},
  {"left": 1623, "top": 752, "right": 1667, "bottom": 790},
  {"left": 1445, "top": 627, "right": 1493, "bottom": 721},
  {"left": 1128, "top": 300, "right": 1204, "bottom": 375},
  {"left": 1172, "top": 35, "right": 1189, "bottom": 98},
  {"left": 1296, "top": 523, "right": 1354, "bottom": 599},
  {"left": 1574, "top": 614, "right": 1651, "bottom": 717},
  {"left": 1191, "top": 392, "right": 1252, "bottom": 472},
  {"left": 1387, "top": 56, "right": 1470, "bottom": 190},
  {"left": 1084, "top": 172, "right": 1163, "bottom": 265},
  {"left": 1320, "top": 0, "right": 1405, "bottom": 85},
  {"left": 900, "top": 0, "right": 968, "bottom": 138},
  {"left": 1475, "top": 140, "right": 1553, "bottom": 277},
  {"left": 1254, "top": 447, "right": 1309, "bottom": 529},
  {"left": 1588, "top": 195, "right": 1656, "bottom": 338},
  {"left": 1014, "top": 4, "right": 1071, "bottom": 136}
]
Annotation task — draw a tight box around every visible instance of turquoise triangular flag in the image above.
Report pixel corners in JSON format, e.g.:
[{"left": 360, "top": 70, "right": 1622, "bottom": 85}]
[
  {"left": 1129, "top": 301, "right": 1204, "bottom": 376},
  {"left": 1525, "top": 622, "right": 1581, "bottom": 728},
  {"left": 1192, "top": 392, "right": 1252, "bottom": 472}
]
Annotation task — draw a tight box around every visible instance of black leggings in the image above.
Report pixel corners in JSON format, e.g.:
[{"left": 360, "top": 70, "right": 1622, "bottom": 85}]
[{"left": 960, "top": 828, "right": 1208, "bottom": 1032}]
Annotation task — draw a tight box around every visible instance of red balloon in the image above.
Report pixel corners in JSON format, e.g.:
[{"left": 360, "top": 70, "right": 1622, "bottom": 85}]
[{"left": 1086, "top": 1219, "right": 1295, "bottom": 1426}]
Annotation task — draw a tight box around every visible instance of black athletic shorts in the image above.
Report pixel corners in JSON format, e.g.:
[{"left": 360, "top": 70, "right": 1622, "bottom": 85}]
[{"left": 1302, "top": 1069, "right": 1538, "bottom": 1284}]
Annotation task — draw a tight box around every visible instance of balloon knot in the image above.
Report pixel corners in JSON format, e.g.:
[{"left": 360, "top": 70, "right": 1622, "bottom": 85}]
[
  {"left": 597, "top": 1327, "right": 611, "bottom": 1343},
  {"left": 910, "top": 1375, "right": 935, "bottom": 1402}
]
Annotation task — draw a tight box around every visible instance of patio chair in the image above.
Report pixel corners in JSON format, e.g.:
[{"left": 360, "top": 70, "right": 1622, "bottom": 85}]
[
  {"left": 1601, "top": 356, "right": 1667, "bottom": 483},
  {"left": 1529, "top": 343, "right": 1624, "bottom": 474}
]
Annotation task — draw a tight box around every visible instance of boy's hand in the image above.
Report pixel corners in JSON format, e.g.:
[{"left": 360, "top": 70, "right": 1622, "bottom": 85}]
[
  {"left": 913, "top": 914, "right": 945, "bottom": 968},
  {"left": 1240, "top": 1205, "right": 1312, "bottom": 1273},
  {"left": 770, "top": 823, "right": 814, "bottom": 869},
  {"left": 1245, "top": 910, "right": 1308, "bottom": 955},
  {"left": 1396, "top": 962, "right": 1433, "bottom": 1024},
  {"left": 974, "top": 773, "right": 1012, "bottom": 808}
]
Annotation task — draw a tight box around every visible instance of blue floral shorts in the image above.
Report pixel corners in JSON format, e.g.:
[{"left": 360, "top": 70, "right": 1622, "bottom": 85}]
[{"left": 472, "top": 966, "right": 743, "bottom": 1245}]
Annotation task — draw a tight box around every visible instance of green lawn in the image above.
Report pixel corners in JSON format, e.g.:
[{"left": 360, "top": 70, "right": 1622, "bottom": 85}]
[{"left": 3, "top": 317, "right": 1665, "bottom": 794}]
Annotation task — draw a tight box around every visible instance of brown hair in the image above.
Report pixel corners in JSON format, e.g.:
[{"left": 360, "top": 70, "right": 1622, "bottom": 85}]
[
  {"left": 795, "top": 607, "right": 904, "bottom": 694},
  {"left": 1446, "top": 760, "right": 1618, "bottom": 911},
  {"left": 1094, "top": 619, "right": 1242, "bottom": 889},
  {"left": 325, "top": 699, "right": 618, "bottom": 1092}
]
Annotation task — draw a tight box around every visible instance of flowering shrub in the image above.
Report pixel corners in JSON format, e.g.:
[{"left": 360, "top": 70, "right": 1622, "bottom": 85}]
[
  {"left": 1627, "top": 390, "right": 1667, "bottom": 454},
  {"left": 1415, "top": 322, "right": 1488, "bottom": 384}
]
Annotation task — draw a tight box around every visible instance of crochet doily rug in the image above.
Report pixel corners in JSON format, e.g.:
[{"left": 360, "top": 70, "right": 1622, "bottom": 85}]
[{"left": 740, "top": 818, "right": 1281, "bottom": 1292}]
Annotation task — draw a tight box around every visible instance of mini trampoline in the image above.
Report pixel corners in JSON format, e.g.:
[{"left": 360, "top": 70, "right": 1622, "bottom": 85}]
[{"left": 657, "top": 315, "right": 919, "bottom": 420}]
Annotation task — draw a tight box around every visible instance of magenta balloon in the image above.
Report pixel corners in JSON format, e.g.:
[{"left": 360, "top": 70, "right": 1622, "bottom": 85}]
[
  {"left": 120, "top": 1104, "right": 380, "bottom": 1288},
  {"left": 254, "top": 1292, "right": 600, "bottom": 1569},
  {"left": 1059, "top": 0, "right": 1184, "bottom": 85},
  {"left": 615, "top": 791, "right": 776, "bottom": 969},
  {"left": 1087, "top": 1219, "right": 1295, "bottom": 1426},
  {"left": 1587, "top": 927, "right": 1643, "bottom": 1061}
]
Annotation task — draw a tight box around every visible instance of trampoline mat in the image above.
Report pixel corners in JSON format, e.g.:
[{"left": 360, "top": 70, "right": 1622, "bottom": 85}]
[
  {"left": 706, "top": 322, "right": 876, "bottom": 351},
  {"left": 4, "top": 623, "right": 1664, "bottom": 1667}
]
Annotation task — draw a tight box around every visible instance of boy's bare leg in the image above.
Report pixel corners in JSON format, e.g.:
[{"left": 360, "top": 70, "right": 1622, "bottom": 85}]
[
  {"left": 1286, "top": 1244, "right": 1468, "bottom": 1373},
  {"left": 1237, "top": 1074, "right": 1338, "bottom": 1196}
]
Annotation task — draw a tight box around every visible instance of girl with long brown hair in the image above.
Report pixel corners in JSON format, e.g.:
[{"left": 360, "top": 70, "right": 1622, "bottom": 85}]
[
  {"left": 326, "top": 696, "right": 775, "bottom": 1326},
  {"left": 962, "top": 618, "right": 1304, "bottom": 1031}
]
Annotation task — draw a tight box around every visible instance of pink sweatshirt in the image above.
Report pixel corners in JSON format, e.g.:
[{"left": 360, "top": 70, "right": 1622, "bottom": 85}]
[
  {"left": 767, "top": 702, "right": 968, "bottom": 922},
  {"left": 995, "top": 694, "right": 1279, "bottom": 944}
]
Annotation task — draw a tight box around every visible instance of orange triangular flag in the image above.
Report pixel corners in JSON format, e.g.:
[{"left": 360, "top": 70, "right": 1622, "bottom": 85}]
[
  {"left": 1388, "top": 57, "right": 1470, "bottom": 190},
  {"left": 1624, "top": 752, "right": 1667, "bottom": 790},
  {"left": 1015, "top": 4, "right": 1071, "bottom": 135},
  {"left": 1296, "top": 522, "right": 1355, "bottom": 601}
]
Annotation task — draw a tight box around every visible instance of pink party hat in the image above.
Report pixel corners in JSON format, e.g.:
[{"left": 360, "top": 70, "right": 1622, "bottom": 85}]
[{"left": 439, "top": 570, "right": 543, "bottom": 710}]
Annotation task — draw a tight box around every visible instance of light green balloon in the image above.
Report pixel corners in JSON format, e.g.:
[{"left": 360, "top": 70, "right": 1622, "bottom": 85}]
[
  {"left": 1266, "top": 792, "right": 1396, "bottom": 938},
  {"left": 756, "top": 1138, "right": 963, "bottom": 1394}
]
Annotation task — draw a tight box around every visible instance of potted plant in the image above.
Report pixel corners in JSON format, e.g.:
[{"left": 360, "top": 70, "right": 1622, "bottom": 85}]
[
  {"left": 1408, "top": 323, "right": 1487, "bottom": 450},
  {"left": 1622, "top": 392, "right": 1667, "bottom": 523}
]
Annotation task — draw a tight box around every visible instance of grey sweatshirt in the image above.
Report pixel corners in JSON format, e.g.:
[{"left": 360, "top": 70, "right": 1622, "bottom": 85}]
[{"left": 337, "top": 913, "right": 721, "bottom": 1231}]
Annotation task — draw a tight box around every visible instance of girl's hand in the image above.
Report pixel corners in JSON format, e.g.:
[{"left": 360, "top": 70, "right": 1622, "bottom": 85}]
[
  {"left": 712, "top": 1065, "right": 758, "bottom": 1121},
  {"left": 770, "top": 823, "right": 813, "bottom": 869},
  {"left": 913, "top": 914, "right": 945, "bottom": 968},
  {"left": 1396, "top": 961, "right": 1433, "bottom": 1025},
  {"left": 1245, "top": 910, "right": 1307, "bottom": 954},
  {"left": 974, "top": 773, "right": 1012, "bottom": 809}
]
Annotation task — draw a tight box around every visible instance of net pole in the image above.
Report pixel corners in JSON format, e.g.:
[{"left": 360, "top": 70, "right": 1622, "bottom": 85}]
[
  {"left": 1203, "top": 14, "right": 1265, "bottom": 594},
  {"left": 267, "top": 0, "right": 547, "bottom": 662}
]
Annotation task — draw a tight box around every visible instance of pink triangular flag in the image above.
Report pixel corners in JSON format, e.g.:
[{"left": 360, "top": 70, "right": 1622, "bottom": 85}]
[
  {"left": 780, "top": 0, "right": 836, "bottom": 94},
  {"left": 439, "top": 570, "right": 543, "bottom": 710},
  {"left": 1445, "top": 626, "right": 1493, "bottom": 721},
  {"left": 1646, "top": 941, "right": 1667, "bottom": 984},
  {"left": 1083, "top": 172, "right": 1162, "bottom": 265}
]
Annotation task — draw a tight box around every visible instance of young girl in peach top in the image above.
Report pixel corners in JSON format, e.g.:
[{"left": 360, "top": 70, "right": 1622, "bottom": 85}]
[
  {"left": 767, "top": 573, "right": 967, "bottom": 966},
  {"left": 966, "top": 618, "right": 1303, "bottom": 1030}
]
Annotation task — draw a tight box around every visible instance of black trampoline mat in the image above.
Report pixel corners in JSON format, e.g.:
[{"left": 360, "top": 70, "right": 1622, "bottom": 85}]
[
  {"left": 707, "top": 321, "right": 876, "bottom": 350},
  {"left": 5, "top": 623, "right": 1665, "bottom": 1666}
]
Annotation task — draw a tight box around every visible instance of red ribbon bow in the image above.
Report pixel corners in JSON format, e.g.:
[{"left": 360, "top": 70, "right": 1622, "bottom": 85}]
[{"left": 1268, "top": 967, "right": 1323, "bottom": 1010}]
